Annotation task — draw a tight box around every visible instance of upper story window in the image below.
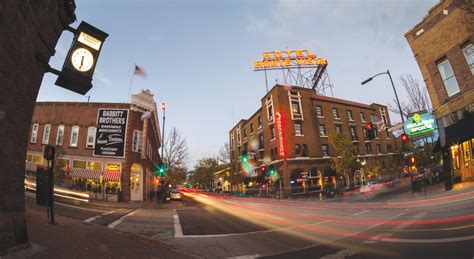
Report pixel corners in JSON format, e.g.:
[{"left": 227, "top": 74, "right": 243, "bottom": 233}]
[
  {"left": 363, "top": 127, "right": 367, "bottom": 140},
  {"left": 31, "top": 124, "right": 39, "bottom": 143},
  {"left": 462, "top": 43, "right": 474, "bottom": 74},
  {"left": 230, "top": 133, "right": 234, "bottom": 149},
  {"left": 360, "top": 112, "right": 366, "bottom": 122},
  {"left": 322, "top": 144, "right": 329, "bottom": 157},
  {"left": 56, "top": 125, "right": 65, "bottom": 146},
  {"left": 353, "top": 143, "right": 359, "bottom": 155},
  {"left": 243, "top": 128, "right": 247, "bottom": 139},
  {"left": 437, "top": 59, "right": 460, "bottom": 97},
  {"left": 237, "top": 127, "right": 241, "bottom": 146},
  {"left": 316, "top": 106, "right": 323, "bottom": 117},
  {"left": 301, "top": 144, "right": 308, "bottom": 157},
  {"left": 319, "top": 125, "right": 326, "bottom": 137},
  {"left": 335, "top": 125, "right": 342, "bottom": 133},
  {"left": 132, "top": 130, "right": 143, "bottom": 152},
  {"left": 259, "top": 134, "right": 264, "bottom": 149},
  {"left": 42, "top": 124, "right": 51, "bottom": 144},
  {"left": 350, "top": 127, "right": 357, "bottom": 140},
  {"left": 270, "top": 125, "right": 275, "bottom": 140},
  {"left": 70, "top": 126, "right": 79, "bottom": 147},
  {"left": 289, "top": 91, "right": 303, "bottom": 120},
  {"left": 86, "top": 127, "right": 97, "bottom": 148},
  {"left": 387, "top": 144, "right": 393, "bottom": 152},
  {"left": 295, "top": 144, "right": 301, "bottom": 157},
  {"left": 370, "top": 114, "right": 375, "bottom": 123},
  {"left": 347, "top": 110, "right": 353, "bottom": 121},
  {"left": 376, "top": 144, "right": 381, "bottom": 154},
  {"left": 294, "top": 122, "right": 303, "bottom": 135},
  {"left": 365, "top": 143, "right": 372, "bottom": 154},
  {"left": 332, "top": 108, "right": 339, "bottom": 119},
  {"left": 266, "top": 96, "right": 274, "bottom": 123},
  {"left": 258, "top": 116, "right": 262, "bottom": 128},
  {"left": 379, "top": 107, "right": 388, "bottom": 125},
  {"left": 250, "top": 123, "right": 254, "bottom": 134}
]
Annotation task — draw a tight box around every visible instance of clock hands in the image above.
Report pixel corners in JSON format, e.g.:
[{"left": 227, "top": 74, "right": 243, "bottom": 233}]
[{"left": 80, "top": 56, "right": 84, "bottom": 69}]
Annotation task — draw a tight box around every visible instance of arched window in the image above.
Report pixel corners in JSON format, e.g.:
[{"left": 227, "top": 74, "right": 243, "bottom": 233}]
[
  {"left": 295, "top": 144, "right": 301, "bottom": 157},
  {"left": 301, "top": 144, "right": 308, "bottom": 157}
]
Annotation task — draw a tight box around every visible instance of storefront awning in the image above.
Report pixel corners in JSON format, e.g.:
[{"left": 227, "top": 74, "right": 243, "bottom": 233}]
[
  {"left": 445, "top": 115, "right": 474, "bottom": 146},
  {"left": 103, "top": 171, "right": 121, "bottom": 182},
  {"left": 69, "top": 168, "right": 102, "bottom": 181}
]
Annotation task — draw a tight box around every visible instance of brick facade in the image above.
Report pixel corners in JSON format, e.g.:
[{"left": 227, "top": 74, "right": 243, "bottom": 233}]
[
  {"left": 0, "top": 0, "right": 76, "bottom": 253},
  {"left": 229, "top": 85, "right": 400, "bottom": 196}
]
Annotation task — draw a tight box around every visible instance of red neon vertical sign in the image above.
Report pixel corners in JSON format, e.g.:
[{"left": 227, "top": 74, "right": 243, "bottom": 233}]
[{"left": 275, "top": 112, "right": 285, "bottom": 158}]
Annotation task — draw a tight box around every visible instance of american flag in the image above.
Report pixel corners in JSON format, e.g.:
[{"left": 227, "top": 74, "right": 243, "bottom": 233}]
[{"left": 134, "top": 65, "right": 148, "bottom": 78}]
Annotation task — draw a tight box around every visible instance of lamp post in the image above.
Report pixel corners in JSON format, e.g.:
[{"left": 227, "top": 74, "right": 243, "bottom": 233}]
[
  {"left": 161, "top": 102, "right": 166, "bottom": 166},
  {"left": 361, "top": 70, "right": 405, "bottom": 124}
]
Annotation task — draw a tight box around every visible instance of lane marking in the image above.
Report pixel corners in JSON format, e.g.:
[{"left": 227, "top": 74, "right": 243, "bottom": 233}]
[
  {"left": 107, "top": 209, "right": 137, "bottom": 229},
  {"left": 321, "top": 249, "right": 358, "bottom": 259},
  {"left": 352, "top": 210, "right": 370, "bottom": 216},
  {"left": 393, "top": 212, "right": 427, "bottom": 230},
  {"left": 54, "top": 202, "right": 108, "bottom": 213},
  {"left": 389, "top": 223, "right": 474, "bottom": 232},
  {"left": 381, "top": 235, "right": 474, "bottom": 244},
  {"left": 228, "top": 254, "right": 260, "bottom": 259},
  {"left": 83, "top": 209, "right": 122, "bottom": 223},
  {"left": 173, "top": 209, "right": 184, "bottom": 238}
]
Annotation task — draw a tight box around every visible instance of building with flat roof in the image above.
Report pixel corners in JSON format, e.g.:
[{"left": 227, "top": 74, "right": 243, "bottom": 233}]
[
  {"left": 229, "top": 84, "right": 401, "bottom": 197},
  {"left": 26, "top": 90, "right": 162, "bottom": 202},
  {"left": 405, "top": 0, "right": 474, "bottom": 182}
]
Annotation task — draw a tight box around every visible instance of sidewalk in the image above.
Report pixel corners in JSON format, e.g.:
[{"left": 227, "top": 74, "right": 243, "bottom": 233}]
[
  {"left": 387, "top": 181, "right": 474, "bottom": 203},
  {"left": 2, "top": 206, "right": 192, "bottom": 258}
]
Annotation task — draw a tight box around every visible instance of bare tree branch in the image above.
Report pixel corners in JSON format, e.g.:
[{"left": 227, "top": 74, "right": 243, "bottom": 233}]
[
  {"left": 388, "top": 74, "right": 432, "bottom": 119},
  {"left": 218, "top": 142, "right": 230, "bottom": 164},
  {"left": 164, "top": 127, "right": 189, "bottom": 173}
]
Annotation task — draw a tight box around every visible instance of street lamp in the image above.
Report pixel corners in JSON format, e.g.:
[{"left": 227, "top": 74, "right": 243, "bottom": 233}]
[
  {"left": 361, "top": 70, "right": 405, "bottom": 124},
  {"left": 161, "top": 102, "right": 166, "bottom": 165}
]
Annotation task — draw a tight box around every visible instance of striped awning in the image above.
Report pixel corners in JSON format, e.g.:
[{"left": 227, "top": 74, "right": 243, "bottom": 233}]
[
  {"left": 103, "top": 171, "right": 121, "bottom": 182},
  {"left": 69, "top": 168, "right": 102, "bottom": 181}
]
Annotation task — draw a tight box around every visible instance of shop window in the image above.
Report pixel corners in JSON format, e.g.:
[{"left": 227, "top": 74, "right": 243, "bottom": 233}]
[
  {"left": 437, "top": 59, "right": 460, "bottom": 97},
  {"left": 31, "top": 124, "right": 39, "bottom": 143},
  {"left": 105, "top": 162, "right": 121, "bottom": 172},
  {"left": 132, "top": 130, "right": 143, "bottom": 152},
  {"left": 462, "top": 141, "right": 471, "bottom": 168},
  {"left": 462, "top": 43, "right": 474, "bottom": 74},
  {"left": 88, "top": 161, "right": 103, "bottom": 171},
  {"left": 86, "top": 127, "right": 97, "bottom": 148},
  {"left": 451, "top": 145, "right": 461, "bottom": 170},
  {"left": 26, "top": 154, "right": 33, "bottom": 162},
  {"left": 42, "top": 124, "right": 51, "bottom": 144},
  {"left": 32, "top": 155, "right": 43, "bottom": 165},
  {"left": 57, "top": 158, "right": 70, "bottom": 169},
  {"left": 56, "top": 125, "right": 65, "bottom": 146},
  {"left": 73, "top": 160, "right": 87, "bottom": 169},
  {"left": 70, "top": 126, "right": 79, "bottom": 147}
]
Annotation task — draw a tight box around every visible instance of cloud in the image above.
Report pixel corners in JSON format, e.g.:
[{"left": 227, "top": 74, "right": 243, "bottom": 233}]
[{"left": 95, "top": 68, "right": 112, "bottom": 87}]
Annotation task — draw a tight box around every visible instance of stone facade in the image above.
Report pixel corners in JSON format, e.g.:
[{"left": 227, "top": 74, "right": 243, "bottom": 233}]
[
  {"left": 229, "top": 85, "right": 401, "bottom": 196},
  {"left": 405, "top": 0, "right": 474, "bottom": 182},
  {"left": 0, "top": 0, "right": 76, "bottom": 254}
]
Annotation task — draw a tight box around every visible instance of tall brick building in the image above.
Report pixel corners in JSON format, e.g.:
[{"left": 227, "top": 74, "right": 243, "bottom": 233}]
[
  {"left": 229, "top": 84, "right": 400, "bottom": 196},
  {"left": 26, "top": 90, "right": 162, "bottom": 202},
  {"left": 0, "top": 0, "right": 77, "bottom": 254},
  {"left": 405, "top": 0, "right": 474, "bottom": 182}
]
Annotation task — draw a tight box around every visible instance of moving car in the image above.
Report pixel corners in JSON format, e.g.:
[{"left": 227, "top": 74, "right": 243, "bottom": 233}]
[
  {"left": 360, "top": 181, "right": 378, "bottom": 193},
  {"left": 170, "top": 189, "right": 182, "bottom": 201}
]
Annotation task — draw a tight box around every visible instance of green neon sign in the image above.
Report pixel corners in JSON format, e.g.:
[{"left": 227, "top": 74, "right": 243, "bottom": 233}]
[{"left": 403, "top": 113, "right": 437, "bottom": 137}]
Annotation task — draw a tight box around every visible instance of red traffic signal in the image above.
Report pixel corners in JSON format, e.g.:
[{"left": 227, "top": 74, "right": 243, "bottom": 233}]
[
  {"left": 365, "top": 122, "right": 373, "bottom": 130},
  {"left": 260, "top": 166, "right": 267, "bottom": 173},
  {"left": 400, "top": 133, "right": 408, "bottom": 142}
]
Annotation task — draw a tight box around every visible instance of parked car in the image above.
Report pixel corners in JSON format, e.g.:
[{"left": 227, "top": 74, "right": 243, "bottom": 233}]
[
  {"left": 360, "top": 181, "right": 378, "bottom": 193},
  {"left": 170, "top": 189, "right": 182, "bottom": 201}
]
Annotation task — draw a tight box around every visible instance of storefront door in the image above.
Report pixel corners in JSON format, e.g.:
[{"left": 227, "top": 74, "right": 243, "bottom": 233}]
[{"left": 130, "top": 164, "right": 143, "bottom": 201}]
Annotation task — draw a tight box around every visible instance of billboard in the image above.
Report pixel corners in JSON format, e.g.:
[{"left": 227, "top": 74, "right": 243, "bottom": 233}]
[{"left": 94, "top": 109, "right": 129, "bottom": 158}]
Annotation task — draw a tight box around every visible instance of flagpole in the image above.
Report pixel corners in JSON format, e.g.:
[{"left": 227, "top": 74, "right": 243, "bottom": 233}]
[{"left": 127, "top": 64, "right": 135, "bottom": 103}]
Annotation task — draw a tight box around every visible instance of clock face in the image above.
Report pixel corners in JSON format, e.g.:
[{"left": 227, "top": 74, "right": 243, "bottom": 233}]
[{"left": 71, "top": 47, "right": 94, "bottom": 72}]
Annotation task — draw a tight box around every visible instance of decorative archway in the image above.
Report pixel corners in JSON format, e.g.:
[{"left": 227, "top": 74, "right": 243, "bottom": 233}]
[
  {"left": 130, "top": 163, "right": 143, "bottom": 201},
  {"left": 290, "top": 169, "right": 306, "bottom": 194},
  {"left": 308, "top": 168, "right": 323, "bottom": 192},
  {"left": 353, "top": 170, "right": 365, "bottom": 187}
]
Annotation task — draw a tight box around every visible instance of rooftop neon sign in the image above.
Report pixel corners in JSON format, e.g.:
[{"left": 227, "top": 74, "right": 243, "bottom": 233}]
[{"left": 254, "top": 50, "right": 327, "bottom": 71}]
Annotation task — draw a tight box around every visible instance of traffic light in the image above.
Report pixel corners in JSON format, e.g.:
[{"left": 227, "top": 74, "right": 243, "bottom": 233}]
[
  {"left": 154, "top": 163, "right": 166, "bottom": 176},
  {"left": 268, "top": 165, "right": 276, "bottom": 175},
  {"left": 43, "top": 145, "right": 56, "bottom": 161},
  {"left": 365, "top": 122, "right": 375, "bottom": 140},
  {"left": 241, "top": 150, "right": 249, "bottom": 163},
  {"left": 400, "top": 133, "right": 409, "bottom": 151},
  {"left": 410, "top": 156, "right": 416, "bottom": 166},
  {"left": 260, "top": 166, "right": 267, "bottom": 174}
]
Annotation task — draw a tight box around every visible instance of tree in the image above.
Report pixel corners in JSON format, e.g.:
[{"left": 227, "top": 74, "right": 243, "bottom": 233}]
[
  {"left": 328, "top": 132, "right": 358, "bottom": 185},
  {"left": 192, "top": 157, "right": 218, "bottom": 190},
  {"left": 388, "top": 74, "right": 432, "bottom": 118},
  {"left": 218, "top": 142, "right": 231, "bottom": 164},
  {"left": 164, "top": 127, "right": 189, "bottom": 177}
]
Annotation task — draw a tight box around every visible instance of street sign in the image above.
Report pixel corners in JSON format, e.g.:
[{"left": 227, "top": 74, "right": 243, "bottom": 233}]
[
  {"left": 387, "top": 123, "right": 403, "bottom": 132},
  {"left": 376, "top": 120, "right": 386, "bottom": 132}
]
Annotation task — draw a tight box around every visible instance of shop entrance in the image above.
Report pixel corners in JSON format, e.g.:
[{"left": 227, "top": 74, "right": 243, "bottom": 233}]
[{"left": 130, "top": 163, "right": 143, "bottom": 201}]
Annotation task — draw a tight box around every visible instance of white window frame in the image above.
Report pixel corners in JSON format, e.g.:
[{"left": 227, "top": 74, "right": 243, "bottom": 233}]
[
  {"left": 437, "top": 59, "right": 460, "bottom": 97},
  {"left": 379, "top": 107, "right": 388, "bottom": 125},
  {"left": 360, "top": 112, "right": 366, "bottom": 122},
  {"left": 236, "top": 126, "right": 241, "bottom": 146},
  {"left": 70, "top": 126, "right": 80, "bottom": 147},
  {"left": 316, "top": 106, "right": 324, "bottom": 117},
  {"left": 347, "top": 110, "right": 353, "bottom": 121},
  {"left": 42, "top": 124, "right": 51, "bottom": 144},
  {"left": 288, "top": 91, "right": 304, "bottom": 120},
  {"left": 56, "top": 125, "right": 65, "bottom": 146},
  {"left": 319, "top": 124, "right": 326, "bottom": 137},
  {"left": 31, "top": 124, "right": 39, "bottom": 143},
  {"left": 462, "top": 43, "right": 474, "bottom": 75},
  {"left": 132, "top": 130, "right": 143, "bottom": 152},
  {"left": 294, "top": 122, "right": 303, "bottom": 136},
  {"left": 266, "top": 95, "right": 274, "bottom": 123},
  {"left": 322, "top": 144, "right": 329, "bottom": 157},
  {"left": 86, "top": 127, "right": 97, "bottom": 148},
  {"left": 332, "top": 108, "right": 339, "bottom": 119}
]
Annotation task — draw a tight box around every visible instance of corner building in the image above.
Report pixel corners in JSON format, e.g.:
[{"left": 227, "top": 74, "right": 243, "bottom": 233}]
[
  {"left": 405, "top": 0, "right": 474, "bottom": 182},
  {"left": 25, "top": 90, "right": 162, "bottom": 202},
  {"left": 229, "top": 84, "right": 400, "bottom": 196}
]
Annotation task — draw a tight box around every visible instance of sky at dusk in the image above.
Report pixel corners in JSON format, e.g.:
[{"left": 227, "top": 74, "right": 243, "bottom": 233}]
[{"left": 37, "top": 0, "right": 438, "bottom": 168}]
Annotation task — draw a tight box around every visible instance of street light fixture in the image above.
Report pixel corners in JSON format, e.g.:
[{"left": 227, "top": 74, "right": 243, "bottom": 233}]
[
  {"left": 161, "top": 102, "right": 166, "bottom": 168},
  {"left": 361, "top": 70, "right": 405, "bottom": 124}
]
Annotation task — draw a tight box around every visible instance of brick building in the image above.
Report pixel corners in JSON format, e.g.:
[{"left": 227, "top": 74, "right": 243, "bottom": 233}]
[
  {"left": 405, "top": 0, "right": 474, "bottom": 182},
  {"left": 0, "top": 0, "right": 77, "bottom": 253},
  {"left": 26, "top": 90, "right": 162, "bottom": 202},
  {"left": 229, "top": 84, "right": 400, "bottom": 196}
]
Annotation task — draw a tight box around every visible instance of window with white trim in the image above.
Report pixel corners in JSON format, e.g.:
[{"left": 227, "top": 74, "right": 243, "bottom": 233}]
[
  {"left": 258, "top": 116, "right": 262, "bottom": 128},
  {"left": 56, "top": 125, "right": 65, "bottom": 146},
  {"left": 288, "top": 91, "right": 303, "bottom": 120},
  {"left": 87, "top": 161, "right": 103, "bottom": 171},
  {"left": 462, "top": 43, "right": 474, "bottom": 74},
  {"left": 360, "top": 112, "right": 366, "bottom": 122},
  {"left": 237, "top": 127, "right": 241, "bottom": 146},
  {"left": 376, "top": 144, "right": 381, "bottom": 154},
  {"left": 322, "top": 144, "right": 329, "bottom": 157},
  {"left": 86, "top": 127, "right": 97, "bottom": 148},
  {"left": 294, "top": 122, "right": 303, "bottom": 135},
  {"left": 347, "top": 110, "right": 353, "bottom": 121},
  {"left": 42, "top": 124, "right": 51, "bottom": 144},
  {"left": 316, "top": 106, "right": 323, "bottom": 117},
  {"left": 132, "top": 130, "right": 143, "bottom": 152},
  {"left": 319, "top": 125, "right": 326, "bottom": 137},
  {"left": 266, "top": 96, "right": 274, "bottom": 123},
  {"left": 332, "top": 108, "right": 339, "bottom": 119},
  {"left": 72, "top": 159, "right": 86, "bottom": 169},
  {"left": 270, "top": 125, "right": 275, "bottom": 140},
  {"left": 70, "top": 126, "right": 79, "bottom": 147},
  {"left": 230, "top": 133, "right": 234, "bottom": 149},
  {"left": 379, "top": 107, "right": 388, "bottom": 125},
  {"left": 31, "top": 124, "right": 39, "bottom": 143},
  {"left": 437, "top": 59, "right": 460, "bottom": 97}
]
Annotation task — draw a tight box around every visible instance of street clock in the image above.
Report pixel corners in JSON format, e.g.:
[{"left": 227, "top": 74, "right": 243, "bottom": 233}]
[{"left": 55, "top": 21, "right": 108, "bottom": 95}]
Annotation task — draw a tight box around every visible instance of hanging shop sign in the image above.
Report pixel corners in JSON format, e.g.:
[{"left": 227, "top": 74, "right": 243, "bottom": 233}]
[
  {"left": 94, "top": 109, "right": 129, "bottom": 158},
  {"left": 254, "top": 50, "right": 327, "bottom": 71},
  {"left": 403, "top": 113, "right": 437, "bottom": 137}
]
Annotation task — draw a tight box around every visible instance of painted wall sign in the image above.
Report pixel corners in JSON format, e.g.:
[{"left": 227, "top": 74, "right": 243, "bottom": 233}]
[
  {"left": 94, "top": 108, "right": 129, "bottom": 158},
  {"left": 403, "top": 113, "right": 437, "bottom": 137},
  {"left": 254, "top": 50, "right": 327, "bottom": 71}
]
